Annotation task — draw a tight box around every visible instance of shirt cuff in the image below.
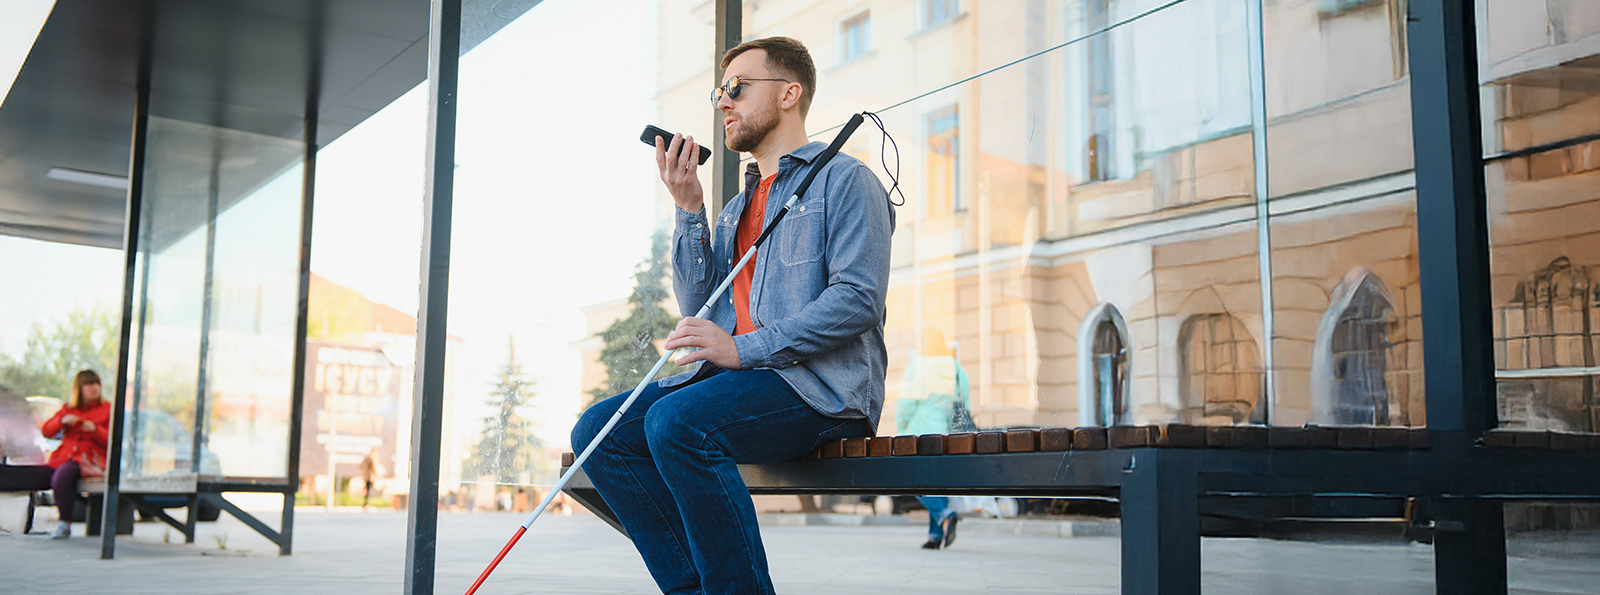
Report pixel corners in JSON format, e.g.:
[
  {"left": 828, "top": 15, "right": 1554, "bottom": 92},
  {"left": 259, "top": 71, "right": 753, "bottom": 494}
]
[
  {"left": 676, "top": 205, "right": 709, "bottom": 238},
  {"left": 734, "top": 330, "right": 802, "bottom": 370}
]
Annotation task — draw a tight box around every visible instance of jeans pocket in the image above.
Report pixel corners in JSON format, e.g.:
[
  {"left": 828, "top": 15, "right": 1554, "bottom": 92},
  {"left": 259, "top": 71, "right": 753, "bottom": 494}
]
[{"left": 805, "top": 421, "right": 850, "bottom": 454}]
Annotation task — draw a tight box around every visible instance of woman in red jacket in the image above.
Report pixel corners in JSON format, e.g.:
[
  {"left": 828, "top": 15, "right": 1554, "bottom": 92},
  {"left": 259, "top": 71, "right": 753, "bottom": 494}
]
[{"left": 39, "top": 369, "right": 111, "bottom": 539}]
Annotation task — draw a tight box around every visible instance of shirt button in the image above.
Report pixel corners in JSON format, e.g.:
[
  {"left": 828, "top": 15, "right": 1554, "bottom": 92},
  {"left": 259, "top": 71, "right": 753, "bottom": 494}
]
[
  {"left": 696, "top": 258, "right": 702, "bottom": 264},
  {"left": 799, "top": 206, "right": 805, "bottom": 212},
  {"left": 695, "top": 223, "right": 702, "bottom": 229}
]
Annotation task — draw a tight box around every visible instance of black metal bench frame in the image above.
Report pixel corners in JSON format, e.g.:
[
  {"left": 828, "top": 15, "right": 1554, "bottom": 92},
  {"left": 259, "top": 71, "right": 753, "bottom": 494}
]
[{"left": 562, "top": 427, "right": 1600, "bottom": 595}]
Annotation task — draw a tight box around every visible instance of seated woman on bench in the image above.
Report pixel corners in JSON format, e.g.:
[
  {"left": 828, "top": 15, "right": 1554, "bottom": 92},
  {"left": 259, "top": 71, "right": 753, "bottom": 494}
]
[{"left": 37, "top": 370, "right": 111, "bottom": 539}]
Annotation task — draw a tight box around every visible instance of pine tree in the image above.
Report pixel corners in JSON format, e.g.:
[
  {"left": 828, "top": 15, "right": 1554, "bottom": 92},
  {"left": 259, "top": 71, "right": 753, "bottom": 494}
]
[
  {"left": 464, "top": 337, "right": 543, "bottom": 485},
  {"left": 586, "top": 230, "right": 685, "bottom": 409}
]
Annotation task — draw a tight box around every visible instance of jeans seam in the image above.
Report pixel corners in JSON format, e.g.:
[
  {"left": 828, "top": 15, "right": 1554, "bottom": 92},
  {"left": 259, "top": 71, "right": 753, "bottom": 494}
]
[
  {"left": 602, "top": 415, "right": 700, "bottom": 589},
  {"left": 695, "top": 429, "right": 769, "bottom": 594}
]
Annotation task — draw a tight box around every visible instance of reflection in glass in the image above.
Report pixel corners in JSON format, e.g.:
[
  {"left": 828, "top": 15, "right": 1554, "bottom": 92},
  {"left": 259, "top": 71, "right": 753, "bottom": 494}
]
[
  {"left": 1480, "top": 0, "right": 1600, "bottom": 431},
  {"left": 1263, "top": 0, "right": 1420, "bottom": 427},
  {"left": 124, "top": 117, "right": 303, "bottom": 481}
]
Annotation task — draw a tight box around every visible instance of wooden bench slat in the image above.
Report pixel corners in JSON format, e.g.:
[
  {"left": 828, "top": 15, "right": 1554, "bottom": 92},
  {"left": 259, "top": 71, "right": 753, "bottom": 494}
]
[
  {"left": 1071, "top": 427, "right": 1108, "bottom": 450},
  {"left": 843, "top": 437, "right": 869, "bottom": 458},
  {"left": 867, "top": 436, "right": 894, "bottom": 457},
  {"left": 974, "top": 431, "right": 1005, "bottom": 454},
  {"left": 916, "top": 434, "right": 946, "bottom": 455},
  {"left": 1335, "top": 427, "right": 1375, "bottom": 449},
  {"left": 1039, "top": 428, "right": 1071, "bottom": 451},
  {"left": 1268, "top": 427, "right": 1307, "bottom": 449},
  {"left": 891, "top": 435, "right": 918, "bottom": 456},
  {"left": 1108, "top": 425, "right": 1153, "bottom": 449},
  {"left": 1004, "top": 430, "right": 1038, "bottom": 453},
  {"left": 945, "top": 433, "right": 975, "bottom": 455},
  {"left": 1155, "top": 424, "right": 1206, "bottom": 448},
  {"left": 820, "top": 438, "right": 845, "bottom": 459}
]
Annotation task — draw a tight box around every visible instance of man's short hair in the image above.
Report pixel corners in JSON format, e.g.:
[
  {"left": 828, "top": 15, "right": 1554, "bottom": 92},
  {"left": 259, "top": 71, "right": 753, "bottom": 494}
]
[{"left": 720, "top": 36, "right": 817, "bottom": 117}]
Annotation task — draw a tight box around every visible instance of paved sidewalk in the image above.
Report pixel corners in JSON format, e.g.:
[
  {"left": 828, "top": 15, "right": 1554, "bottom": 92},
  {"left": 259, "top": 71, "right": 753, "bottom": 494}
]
[{"left": 2, "top": 510, "right": 1596, "bottom": 594}]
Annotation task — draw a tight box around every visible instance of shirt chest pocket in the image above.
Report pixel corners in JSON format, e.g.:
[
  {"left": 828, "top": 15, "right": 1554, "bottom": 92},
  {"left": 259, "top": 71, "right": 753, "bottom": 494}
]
[
  {"left": 716, "top": 212, "right": 738, "bottom": 262},
  {"left": 778, "top": 197, "right": 826, "bottom": 266}
]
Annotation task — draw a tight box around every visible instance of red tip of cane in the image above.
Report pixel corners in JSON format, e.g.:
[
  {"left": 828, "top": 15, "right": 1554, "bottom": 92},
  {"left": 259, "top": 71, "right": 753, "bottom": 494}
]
[{"left": 464, "top": 526, "right": 528, "bottom": 595}]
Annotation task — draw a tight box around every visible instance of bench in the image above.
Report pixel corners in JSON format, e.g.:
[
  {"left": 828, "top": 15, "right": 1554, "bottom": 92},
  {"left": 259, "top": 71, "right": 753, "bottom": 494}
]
[
  {"left": 560, "top": 424, "right": 1600, "bottom": 595},
  {"left": 79, "top": 473, "right": 199, "bottom": 538},
  {"left": 79, "top": 474, "right": 298, "bottom": 556}
]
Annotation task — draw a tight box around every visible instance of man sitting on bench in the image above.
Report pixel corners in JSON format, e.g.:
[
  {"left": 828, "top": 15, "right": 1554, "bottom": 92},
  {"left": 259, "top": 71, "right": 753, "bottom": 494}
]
[{"left": 571, "top": 36, "right": 894, "bottom": 595}]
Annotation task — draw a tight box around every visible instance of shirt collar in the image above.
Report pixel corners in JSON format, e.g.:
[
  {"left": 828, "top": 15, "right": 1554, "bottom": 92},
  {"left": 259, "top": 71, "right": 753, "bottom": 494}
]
[{"left": 742, "top": 141, "right": 828, "bottom": 194}]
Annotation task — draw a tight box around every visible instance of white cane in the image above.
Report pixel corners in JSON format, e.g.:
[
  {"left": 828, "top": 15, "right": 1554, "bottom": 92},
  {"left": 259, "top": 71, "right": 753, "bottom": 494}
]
[{"left": 463, "top": 113, "right": 868, "bottom": 595}]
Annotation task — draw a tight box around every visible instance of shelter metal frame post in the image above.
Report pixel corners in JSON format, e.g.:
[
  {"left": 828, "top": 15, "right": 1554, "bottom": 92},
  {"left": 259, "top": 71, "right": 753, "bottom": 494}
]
[
  {"left": 283, "top": 96, "right": 320, "bottom": 559},
  {"left": 1430, "top": 496, "right": 1507, "bottom": 594},
  {"left": 1408, "top": 0, "right": 1496, "bottom": 445},
  {"left": 710, "top": 0, "right": 743, "bottom": 218},
  {"left": 1245, "top": 0, "right": 1275, "bottom": 423},
  {"left": 102, "top": 58, "right": 153, "bottom": 562},
  {"left": 1407, "top": 0, "right": 1504, "bottom": 593},
  {"left": 406, "top": 0, "right": 460, "bottom": 592},
  {"left": 185, "top": 140, "right": 222, "bottom": 546},
  {"left": 1119, "top": 452, "right": 1200, "bottom": 595},
  {"left": 283, "top": 7, "right": 325, "bottom": 553}
]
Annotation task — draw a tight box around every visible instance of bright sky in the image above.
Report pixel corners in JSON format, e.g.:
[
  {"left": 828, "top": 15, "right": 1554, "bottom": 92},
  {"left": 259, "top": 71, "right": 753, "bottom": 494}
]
[
  {"left": 314, "top": 0, "right": 660, "bottom": 451},
  {"left": 0, "top": 0, "right": 662, "bottom": 455}
]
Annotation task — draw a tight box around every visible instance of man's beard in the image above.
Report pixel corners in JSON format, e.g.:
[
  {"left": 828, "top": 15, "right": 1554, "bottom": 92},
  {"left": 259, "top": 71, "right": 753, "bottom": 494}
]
[{"left": 726, "top": 105, "right": 779, "bottom": 153}]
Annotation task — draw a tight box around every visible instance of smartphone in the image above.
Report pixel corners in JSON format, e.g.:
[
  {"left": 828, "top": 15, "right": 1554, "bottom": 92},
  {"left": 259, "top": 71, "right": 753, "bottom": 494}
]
[{"left": 641, "top": 125, "right": 712, "bottom": 166}]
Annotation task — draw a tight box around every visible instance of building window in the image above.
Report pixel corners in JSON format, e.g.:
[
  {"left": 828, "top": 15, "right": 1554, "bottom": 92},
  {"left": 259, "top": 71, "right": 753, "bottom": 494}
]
[
  {"left": 1178, "top": 313, "right": 1263, "bottom": 425},
  {"left": 1312, "top": 270, "right": 1399, "bottom": 425},
  {"left": 1084, "top": 0, "right": 1114, "bottom": 181},
  {"left": 1078, "top": 303, "right": 1131, "bottom": 426},
  {"left": 839, "top": 11, "right": 871, "bottom": 64},
  {"left": 926, "top": 107, "right": 960, "bottom": 214},
  {"left": 1496, "top": 257, "right": 1599, "bottom": 431},
  {"left": 923, "top": 0, "right": 958, "bottom": 28}
]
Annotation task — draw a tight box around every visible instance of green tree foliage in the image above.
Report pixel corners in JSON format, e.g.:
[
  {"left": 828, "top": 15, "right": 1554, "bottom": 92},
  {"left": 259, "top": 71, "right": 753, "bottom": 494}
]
[
  {"left": 464, "top": 337, "right": 543, "bottom": 485},
  {"left": 586, "top": 230, "right": 685, "bottom": 409},
  {"left": 0, "top": 306, "right": 119, "bottom": 399},
  {"left": 308, "top": 276, "right": 377, "bottom": 341}
]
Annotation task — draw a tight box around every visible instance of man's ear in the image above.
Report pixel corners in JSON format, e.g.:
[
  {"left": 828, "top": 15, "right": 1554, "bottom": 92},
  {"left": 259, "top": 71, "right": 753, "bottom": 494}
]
[{"left": 780, "top": 82, "right": 804, "bottom": 112}]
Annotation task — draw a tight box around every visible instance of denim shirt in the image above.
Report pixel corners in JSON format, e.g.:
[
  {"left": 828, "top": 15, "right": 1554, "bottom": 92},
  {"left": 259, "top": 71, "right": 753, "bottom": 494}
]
[{"left": 664, "top": 141, "right": 896, "bottom": 427}]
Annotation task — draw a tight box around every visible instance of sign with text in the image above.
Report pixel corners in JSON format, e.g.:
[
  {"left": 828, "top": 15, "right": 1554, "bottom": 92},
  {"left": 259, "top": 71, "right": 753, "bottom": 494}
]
[{"left": 299, "top": 342, "right": 400, "bottom": 479}]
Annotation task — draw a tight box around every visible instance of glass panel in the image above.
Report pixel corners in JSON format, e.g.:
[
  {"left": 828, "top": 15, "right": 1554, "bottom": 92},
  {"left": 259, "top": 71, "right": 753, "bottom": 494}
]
[
  {"left": 433, "top": 0, "right": 676, "bottom": 570},
  {"left": 730, "top": 0, "right": 1259, "bottom": 432},
  {"left": 1505, "top": 501, "right": 1600, "bottom": 594},
  {"left": 125, "top": 117, "right": 303, "bottom": 482},
  {"left": 1479, "top": 0, "right": 1600, "bottom": 432},
  {"left": 1264, "top": 0, "right": 1420, "bottom": 427}
]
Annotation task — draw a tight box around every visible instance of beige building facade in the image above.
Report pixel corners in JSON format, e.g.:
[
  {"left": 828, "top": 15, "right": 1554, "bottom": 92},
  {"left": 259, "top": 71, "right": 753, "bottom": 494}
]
[{"left": 575, "top": 0, "right": 1598, "bottom": 436}]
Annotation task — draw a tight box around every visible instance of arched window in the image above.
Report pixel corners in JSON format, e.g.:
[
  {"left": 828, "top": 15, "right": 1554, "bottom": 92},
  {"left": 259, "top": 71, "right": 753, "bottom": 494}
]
[
  {"left": 1178, "top": 313, "right": 1263, "bottom": 425},
  {"left": 1077, "top": 303, "right": 1130, "bottom": 426},
  {"left": 1312, "top": 270, "right": 1399, "bottom": 425},
  {"left": 1496, "top": 257, "right": 1598, "bottom": 431}
]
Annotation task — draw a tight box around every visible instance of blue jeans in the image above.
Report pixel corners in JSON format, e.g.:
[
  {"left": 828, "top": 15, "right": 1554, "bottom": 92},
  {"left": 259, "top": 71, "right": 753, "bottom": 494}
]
[
  {"left": 572, "top": 368, "right": 873, "bottom": 595},
  {"left": 918, "top": 496, "right": 951, "bottom": 540}
]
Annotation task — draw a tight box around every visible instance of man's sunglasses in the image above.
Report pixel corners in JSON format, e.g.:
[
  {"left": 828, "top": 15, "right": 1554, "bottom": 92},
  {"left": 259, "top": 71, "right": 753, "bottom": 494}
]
[{"left": 710, "top": 76, "right": 791, "bottom": 105}]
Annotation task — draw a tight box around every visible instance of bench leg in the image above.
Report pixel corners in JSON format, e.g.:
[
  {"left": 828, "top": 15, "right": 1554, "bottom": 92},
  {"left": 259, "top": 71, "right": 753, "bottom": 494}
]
[
  {"left": 184, "top": 493, "right": 198, "bottom": 543},
  {"left": 1431, "top": 497, "right": 1506, "bottom": 595},
  {"left": 86, "top": 494, "right": 101, "bottom": 536},
  {"left": 1120, "top": 453, "right": 1200, "bottom": 595}
]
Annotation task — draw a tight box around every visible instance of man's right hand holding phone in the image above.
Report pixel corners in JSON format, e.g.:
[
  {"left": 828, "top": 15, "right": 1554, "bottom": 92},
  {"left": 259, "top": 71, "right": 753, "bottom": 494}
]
[{"left": 655, "top": 133, "right": 705, "bottom": 214}]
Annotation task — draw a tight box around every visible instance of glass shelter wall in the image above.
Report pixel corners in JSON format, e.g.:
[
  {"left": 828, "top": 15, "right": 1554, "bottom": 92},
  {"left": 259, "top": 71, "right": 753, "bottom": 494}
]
[
  {"left": 694, "top": 0, "right": 1438, "bottom": 432},
  {"left": 1478, "top": 0, "right": 1600, "bottom": 432},
  {"left": 123, "top": 117, "right": 305, "bottom": 482}
]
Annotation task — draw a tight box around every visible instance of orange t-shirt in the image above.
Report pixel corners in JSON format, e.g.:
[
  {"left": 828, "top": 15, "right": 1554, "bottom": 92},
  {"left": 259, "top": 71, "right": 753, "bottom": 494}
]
[{"left": 733, "top": 174, "right": 778, "bottom": 335}]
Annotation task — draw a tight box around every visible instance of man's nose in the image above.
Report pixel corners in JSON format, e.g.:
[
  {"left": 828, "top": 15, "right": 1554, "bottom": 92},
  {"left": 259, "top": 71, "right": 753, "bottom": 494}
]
[{"left": 716, "top": 90, "right": 736, "bottom": 112}]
